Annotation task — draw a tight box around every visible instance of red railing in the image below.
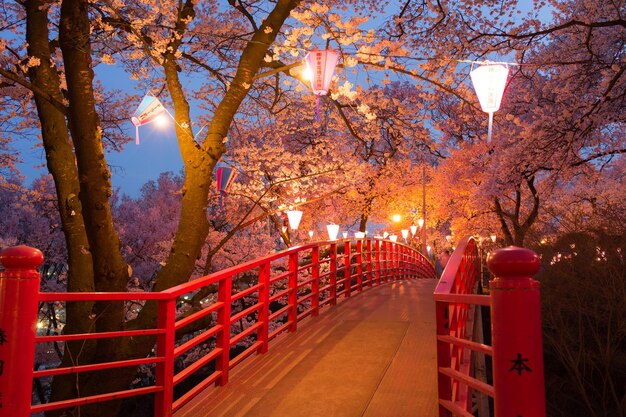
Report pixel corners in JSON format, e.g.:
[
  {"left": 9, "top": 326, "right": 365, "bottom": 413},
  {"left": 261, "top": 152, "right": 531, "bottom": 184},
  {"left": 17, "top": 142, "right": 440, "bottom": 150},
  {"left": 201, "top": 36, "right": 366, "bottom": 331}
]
[
  {"left": 433, "top": 237, "right": 546, "bottom": 417},
  {"left": 0, "top": 238, "right": 436, "bottom": 417}
]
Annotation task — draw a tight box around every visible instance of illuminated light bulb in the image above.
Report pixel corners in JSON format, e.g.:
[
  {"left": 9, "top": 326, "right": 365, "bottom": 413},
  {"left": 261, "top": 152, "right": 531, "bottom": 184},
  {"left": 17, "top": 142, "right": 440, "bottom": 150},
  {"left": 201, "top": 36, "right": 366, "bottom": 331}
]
[
  {"left": 410, "top": 225, "right": 417, "bottom": 235},
  {"left": 401, "top": 229, "right": 409, "bottom": 240},
  {"left": 327, "top": 224, "right": 339, "bottom": 240}
]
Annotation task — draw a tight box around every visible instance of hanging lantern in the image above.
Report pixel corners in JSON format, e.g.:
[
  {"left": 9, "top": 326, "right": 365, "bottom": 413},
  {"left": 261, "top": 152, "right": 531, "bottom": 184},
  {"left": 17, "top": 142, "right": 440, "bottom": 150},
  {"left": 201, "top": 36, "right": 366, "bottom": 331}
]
[
  {"left": 446, "top": 235, "right": 452, "bottom": 243},
  {"left": 130, "top": 93, "right": 168, "bottom": 145},
  {"left": 427, "top": 245, "right": 432, "bottom": 253},
  {"left": 305, "top": 50, "right": 339, "bottom": 120},
  {"left": 342, "top": 231, "right": 348, "bottom": 239},
  {"left": 389, "top": 235, "right": 398, "bottom": 243},
  {"left": 308, "top": 230, "right": 314, "bottom": 239},
  {"left": 327, "top": 224, "right": 340, "bottom": 241},
  {"left": 286, "top": 210, "right": 303, "bottom": 230},
  {"left": 417, "top": 218, "right": 425, "bottom": 228},
  {"left": 215, "top": 161, "right": 238, "bottom": 195},
  {"left": 383, "top": 232, "right": 389, "bottom": 239},
  {"left": 470, "top": 62, "right": 510, "bottom": 142},
  {"left": 490, "top": 233, "right": 497, "bottom": 243},
  {"left": 401, "top": 229, "right": 409, "bottom": 240},
  {"left": 410, "top": 225, "right": 418, "bottom": 236},
  {"left": 354, "top": 231, "right": 365, "bottom": 239}
]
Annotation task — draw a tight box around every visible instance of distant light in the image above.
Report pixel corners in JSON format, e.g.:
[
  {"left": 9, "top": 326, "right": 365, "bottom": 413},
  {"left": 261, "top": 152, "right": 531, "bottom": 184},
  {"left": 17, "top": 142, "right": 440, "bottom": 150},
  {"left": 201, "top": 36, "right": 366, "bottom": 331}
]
[
  {"left": 37, "top": 321, "right": 46, "bottom": 329},
  {"left": 383, "top": 232, "right": 389, "bottom": 239},
  {"left": 392, "top": 214, "right": 401, "bottom": 223},
  {"left": 401, "top": 229, "right": 409, "bottom": 240},
  {"left": 389, "top": 235, "right": 398, "bottom": 242},
  {"left": 154, "top": 113, "right": 168, "bottom": 127},
  {"left": 302, "top": 65, "right": 313, "bottom": 82},
  {"left": 417, "top": 218, "right": 424, "bottom": 228},
  {"left": 490, "top": 234, "right": 497, "bottom": 243},
  {"left": 427, "top": 245, "right": 432, "bottom": 252},
  {"left": 308, "top": 230, "right": 314, "bottom": 239},
  {"left": 410, "top": 225, "right": 417, "bottom": 235},
  {"left": 355, "top": 231, "right": 365, "bottom": 239},
  {"left": 446, "top": 235, "right": 452, "bottom": 243},
  {"left": 342, "top": 231, "right": 348, "bottom": 239}
]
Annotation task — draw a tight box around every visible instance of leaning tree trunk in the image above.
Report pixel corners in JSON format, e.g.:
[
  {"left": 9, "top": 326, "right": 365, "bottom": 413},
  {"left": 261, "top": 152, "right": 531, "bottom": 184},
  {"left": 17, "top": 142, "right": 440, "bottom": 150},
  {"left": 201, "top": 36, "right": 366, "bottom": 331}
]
[{"left": 24, "top": 0, "right": 99, "bottom": 411}]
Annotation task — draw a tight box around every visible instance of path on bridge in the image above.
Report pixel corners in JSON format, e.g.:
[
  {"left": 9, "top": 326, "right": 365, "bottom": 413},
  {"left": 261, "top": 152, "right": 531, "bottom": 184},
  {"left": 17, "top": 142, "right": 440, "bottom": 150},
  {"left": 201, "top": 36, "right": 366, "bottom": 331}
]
[{"left": 176, "top": 279, "right": 438, "bottom": 417}]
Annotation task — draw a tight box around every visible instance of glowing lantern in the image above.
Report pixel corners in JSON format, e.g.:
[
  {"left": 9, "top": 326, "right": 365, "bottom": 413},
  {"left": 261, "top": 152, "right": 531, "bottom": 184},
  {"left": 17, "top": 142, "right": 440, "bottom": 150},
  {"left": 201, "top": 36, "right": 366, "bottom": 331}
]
[
  {"left": 383, "top": 232, "right": 389, "bottom": 239},
  {"left": 427, "top": 245, "right": 432, "bottom": 253},
  {"left": 446, "top": 235, "right": 452, "bottom": 243},
  {"left": 401, "top": 229, "right": 409, "bottom": 240},
  {"left": 470, "top": 62, "right": 509, "bottom": 142},
  {"left": 342, "top": 231, "right": 348, "bottom": 239},
  {"left": 305, "top": 50, "right": 339, "bottom": 119},
  {"left": 389, "top": 235, "right": 398, "bottom": 242},
  {"left": 286, "top": 210, "right": 303, "bottom": 230},
  {"left": 490, "top": 233, "right": 497, "bottom": 243},
  {"left": 308, "top": 230, "right": 314, "bottom": 239},
  {"left": 215, "top": 161, "right": 238, "bottom": 195},
  {"left": 354, "top": 231, "right": 365, "bottom": 239},
  {"left": 392, "top": 214, "right": 401, "bottom": 223},
  {"left": 410, "top": 225, "right": 418, "bottom": 236},
  {"left": 417, "top": 218, "right": 424, "bottom": 228},
  {"left": 130, "top": 93, "right": 168, "bottom": 145},
  {"left": 327, "top": 224, "right": 339, "bottom": 240}
]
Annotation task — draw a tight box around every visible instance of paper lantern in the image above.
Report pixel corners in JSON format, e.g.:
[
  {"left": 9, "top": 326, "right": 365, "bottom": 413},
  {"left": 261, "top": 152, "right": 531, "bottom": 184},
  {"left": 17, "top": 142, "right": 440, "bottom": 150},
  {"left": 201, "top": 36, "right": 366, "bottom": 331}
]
[
  {"left": 410, "top": 225, "right": 418, "bottom": 236},
  {"left": 215, "top": 161, "right": 237, "bottom": 194},
  {"left": 286, "top": 210, "right": 303, "bottom": 230},
  {"left": 490, "top": 233, "right": 497, "bottom": 243},
  {"left": 401, "top": 229, "right": 409, "bottom": 240},
  {"left": 470, "top": 63, "right": 509, "bottom": 113},
  {"left": 130, "top": 94, "right": 168, "bottom": 145},
  {"left": 327, "top": 224, "right": 340, "bottom": 240},
  {"left": 383, "top": 232, "right": 389, "bottom": 239},
  {"left": 389, "top": 235, "right": 398, "bottom": 242},
  {"left": 342, "top": 231, "right": 348, "bottom": 239},
  {"left": 417, "top": 218, "right": 424, "bottom": 228},
  {"left": 354, "top": 231, "right": 365, "bottom": 239},
  {"left": 305, "top": 50, "right": 339, "bottom": 95}
]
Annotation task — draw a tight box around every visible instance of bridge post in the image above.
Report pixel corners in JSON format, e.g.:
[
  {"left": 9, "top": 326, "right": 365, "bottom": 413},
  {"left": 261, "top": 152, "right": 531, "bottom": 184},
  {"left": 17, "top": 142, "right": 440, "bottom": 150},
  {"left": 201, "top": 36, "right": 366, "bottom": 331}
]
[
  {"left": 488, "top": 246, "right": 545, "bottom": 417},
  {"left": 0, "top": 245, "right": 43, "bottom": 417},
  {"left": 329, "top": 243, "right": 337, "bottom": 305},
  {"left": 288, "top": 253, "right": 298, "bottom": 332},
  {"left": 356, "top": 239, "right": 363, "bottom": 291},
  {"left": 366, "top": 239, "right": 373, "bottom": 287},
  {"left": 216, "top": 275, "right": 232, "bottom": 386},
  {"left": 344, "top": 241, "right": 351, "bottom": 297},
  {"left": 311, "top": 247, "right": 320, "bottom": 317}
]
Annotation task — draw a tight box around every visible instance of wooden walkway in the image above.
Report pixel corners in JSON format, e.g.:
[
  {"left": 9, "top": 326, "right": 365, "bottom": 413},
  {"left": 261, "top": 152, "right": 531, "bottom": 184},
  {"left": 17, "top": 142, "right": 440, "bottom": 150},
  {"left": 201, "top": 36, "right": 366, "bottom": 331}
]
[{"left": 175, "top": 279, "right": 439, "bottom": 417}]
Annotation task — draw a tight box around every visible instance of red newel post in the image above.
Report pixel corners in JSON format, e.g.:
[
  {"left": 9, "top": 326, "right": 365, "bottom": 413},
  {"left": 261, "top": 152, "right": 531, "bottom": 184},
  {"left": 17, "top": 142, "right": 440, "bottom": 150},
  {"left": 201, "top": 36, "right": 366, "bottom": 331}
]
[
  {"left": 487, "top": 246, "right": 545, "bottom": 417},
  {"left": 0, "top": 245, "right": 44, "bottom": 417}
]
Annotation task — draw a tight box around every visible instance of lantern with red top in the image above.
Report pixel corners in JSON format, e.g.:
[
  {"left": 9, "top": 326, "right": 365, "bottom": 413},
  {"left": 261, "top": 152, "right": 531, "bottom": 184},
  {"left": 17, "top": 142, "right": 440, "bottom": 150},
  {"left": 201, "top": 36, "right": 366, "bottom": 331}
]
[
  {"left": 215, "top": 159, "right": 238, "bottom": 206},
  {"left": 469, "top": 62, "right": 510, "bottom": 143},
  {"left": 304, "top": 50, "right": 340, "bottom": 120}
]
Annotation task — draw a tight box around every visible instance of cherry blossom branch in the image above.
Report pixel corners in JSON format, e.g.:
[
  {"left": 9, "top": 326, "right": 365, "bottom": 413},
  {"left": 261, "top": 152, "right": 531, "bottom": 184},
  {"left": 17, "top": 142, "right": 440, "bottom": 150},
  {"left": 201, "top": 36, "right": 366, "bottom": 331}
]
[{"left": 0, "top": 68, "right": 68, "bottom": 115}]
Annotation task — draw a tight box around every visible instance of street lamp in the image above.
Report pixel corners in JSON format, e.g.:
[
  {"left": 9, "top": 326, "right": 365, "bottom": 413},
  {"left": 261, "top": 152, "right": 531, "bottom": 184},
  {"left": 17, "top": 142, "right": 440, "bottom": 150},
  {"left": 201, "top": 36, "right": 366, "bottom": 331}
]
[
  {"left": 392, "top": 214, "right": 401, "bottom": 223},
  {"left": 470, "top": 62, "right": 510, "bottom": 143}
]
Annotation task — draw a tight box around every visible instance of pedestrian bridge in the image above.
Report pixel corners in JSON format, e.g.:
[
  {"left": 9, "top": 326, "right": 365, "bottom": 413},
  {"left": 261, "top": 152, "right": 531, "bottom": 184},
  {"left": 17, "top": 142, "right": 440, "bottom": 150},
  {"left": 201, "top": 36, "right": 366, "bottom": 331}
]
[
  {"left": 176, "top": 279, "right": 438, "bottom": 417},
  {"left": 0, "top": 237, "right": 546, "bottom": 417}
]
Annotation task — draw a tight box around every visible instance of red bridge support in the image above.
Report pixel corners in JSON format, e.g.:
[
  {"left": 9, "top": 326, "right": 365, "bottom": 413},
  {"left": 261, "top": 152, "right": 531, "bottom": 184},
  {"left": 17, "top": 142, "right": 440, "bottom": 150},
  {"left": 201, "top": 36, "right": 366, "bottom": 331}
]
[
  {"left": 488, "top": 246, "right": 546, "bottom": 417},
  {"left": 0, "top": 245, "right": 43, "bottom": 417}
]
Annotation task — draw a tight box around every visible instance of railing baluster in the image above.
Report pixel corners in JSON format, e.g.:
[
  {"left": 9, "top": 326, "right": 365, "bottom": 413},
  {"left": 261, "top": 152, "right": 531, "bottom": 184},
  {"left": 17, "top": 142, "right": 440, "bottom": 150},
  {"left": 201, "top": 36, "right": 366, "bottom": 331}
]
[
  {"left": 330, "top": 243, "right": 337, "bottom": 305},
  {"left": 258, "top": 262, "right": 271, "bottom": 354},
  {"left": 311, "top": 247, "right": 320, "bottom": 317},
  {"left": 288, "top": 252, "right": 298, "bottom": 332},
  {"left": 435, "top": 300, "right": 453, "bottom": 417},
  {"left": 216, "top": 275, "right": 232, "bottom": 386},
  {"left": 381, "top": 241, "right": 387, "bottom": 281},
  {"left": 366, "top": 239, "right": 373, "bottom": 287},
  {"left": 375, "top": 240, "right": 381, "bottom": 284},
  {"left": 344, "top": 240, "right": 351, "bottom": 297},
  {"left": 155, "top": 298, "right": 176, "bottom": 417},
  {"left": 356, "top": 239, "right": 363, "bottom": 291}
]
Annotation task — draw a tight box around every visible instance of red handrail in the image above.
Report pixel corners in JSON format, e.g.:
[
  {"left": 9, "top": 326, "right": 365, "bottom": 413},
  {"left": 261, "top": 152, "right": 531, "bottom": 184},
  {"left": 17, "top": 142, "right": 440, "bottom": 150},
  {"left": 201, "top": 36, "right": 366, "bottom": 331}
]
[
  {"left": 0, "top": 239, "right": 436, "bottom": 417},
  {"left": 433, "top": 238, "right": 546, "bottom": 417}
]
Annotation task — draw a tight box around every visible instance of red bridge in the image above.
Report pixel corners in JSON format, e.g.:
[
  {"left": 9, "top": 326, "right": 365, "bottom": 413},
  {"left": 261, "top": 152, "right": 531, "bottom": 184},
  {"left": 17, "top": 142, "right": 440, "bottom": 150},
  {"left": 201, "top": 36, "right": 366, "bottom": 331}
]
[{"left": 0, "top": 237, "right": 545, "bottom": 417}]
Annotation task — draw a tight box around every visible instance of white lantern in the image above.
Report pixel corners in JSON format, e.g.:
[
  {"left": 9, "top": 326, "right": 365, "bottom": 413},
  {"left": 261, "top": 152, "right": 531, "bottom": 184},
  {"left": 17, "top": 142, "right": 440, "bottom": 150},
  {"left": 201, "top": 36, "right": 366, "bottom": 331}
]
[
  {"left": 286, "top": 210, "right": 303, "bottom": 230},
  {"left": 427, "top": 245, "right": 432, "bottom": 253},
  {"left": 308, "top": 230, "right": 314, "bottom": 239},
  {"left": 417, "top": 218, "right": 424, "bottom": 228},
  {"left": 327, "top": 224, "right": 340, "bottom": 240},
  {"left": 446, "top": 235, "right": 452, "bottom": 243},
  {"left": 354, "top": 231, "right": 365, "bottom": 239},
  {"left": 383, "top": 232, "right": 389, "bottom": 239},
  {"left": 410, "top": 225, "right": 418, "bottom": 236},
  {"left": 401, "top": 229, "right": 409, "bottom": 240},
  {"left": 305, "top": 50, "right": 339, "bottom": 96},
  {"left": 470, "top": 62, "right": 509, "bottom": 142},
  {"left": 490, "top": 233, "right": 497, "bottom": 243},
  {"left": 389, "top": 235, "right": 398, "bottom": 242}
]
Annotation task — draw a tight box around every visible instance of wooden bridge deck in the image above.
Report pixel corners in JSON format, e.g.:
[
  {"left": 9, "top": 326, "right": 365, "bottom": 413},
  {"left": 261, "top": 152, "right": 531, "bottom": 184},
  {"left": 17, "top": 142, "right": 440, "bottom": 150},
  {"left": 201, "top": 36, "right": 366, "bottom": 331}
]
[{"left": 175, "top": 279, "right": 439, "bottom": 417}]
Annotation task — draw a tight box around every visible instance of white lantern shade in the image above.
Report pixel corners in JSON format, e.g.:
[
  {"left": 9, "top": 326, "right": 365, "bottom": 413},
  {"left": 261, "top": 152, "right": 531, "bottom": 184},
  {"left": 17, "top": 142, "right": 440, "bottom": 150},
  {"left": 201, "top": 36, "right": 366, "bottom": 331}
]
[
  {"left": 490, "top": 233, "right": 497, "bottom": 243},
  {"left": 305, "top": 50, "right": 339, "bottom": 96},
  {"left": 286, "top": 210, "right": 303, "bottom": 230},
  {"left": 354, "top": 231, "right": 365, "bottom": 239},
  {"left": 308, "top": 230, "right": 314, "bottom": 238},
  {"left": 470, "top": 63, "right": 509, "bottom": 113},
  {"left": 342, "top": 231, "right": 348, "bottom": 239},
  {"left": 383, "top": 232, "right": 389, "bottom": 239},
  {"left": 446, "top": 235, "right": 452, "bottom": 243},
  {"left": 417, "top": 218, "right": 424, "bottom": 228},
  {"left": 427, "top": 245, "right": 432, "bottom": 252},
  {"left": 401, "top": 229, "right": 409, "bottom": 240},
  {"left": 327, "top": 224, "right": 340, "bottom": 240},
  {"left": 410, "top": 225, "right": 418, "bottom": 235},
  {"left": 389, "top": 235, "right": 398, "bottom": 242}
]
